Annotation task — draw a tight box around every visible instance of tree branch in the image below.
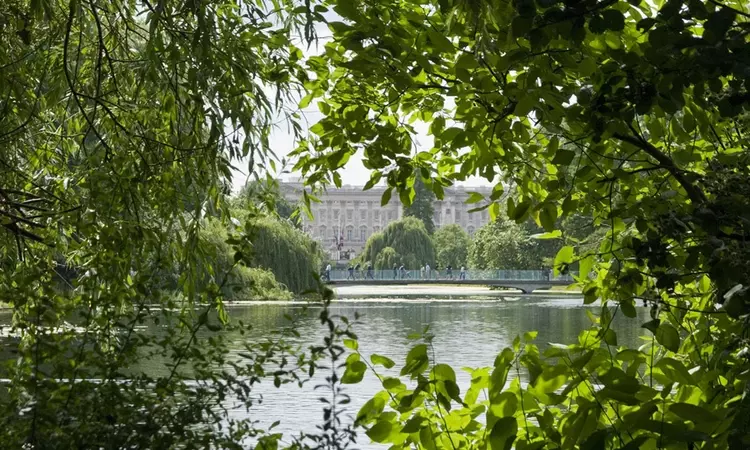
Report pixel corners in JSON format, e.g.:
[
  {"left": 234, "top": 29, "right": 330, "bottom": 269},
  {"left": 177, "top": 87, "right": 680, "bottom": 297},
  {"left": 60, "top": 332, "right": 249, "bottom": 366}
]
[{"left": 612, "top": 131, "right": 706, "bottom": 204}]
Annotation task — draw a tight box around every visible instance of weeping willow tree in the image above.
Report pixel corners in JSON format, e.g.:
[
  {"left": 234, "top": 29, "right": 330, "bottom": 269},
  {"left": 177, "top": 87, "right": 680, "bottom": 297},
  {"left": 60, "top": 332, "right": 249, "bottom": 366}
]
[
  {"left": 374, "top": 246, "right": 399, "bottom": 270},
  {"left": 196, "top": 219, "right": 292, "bottom": 300},
  {"left": 245, "top": 216, "right": 324, "bottom": 293},
  {"left": 0, "top": 0, "right": 345, "bottom": 447},
  {"left": 361, "top": 217, "right": 435, "bottom": 269}
]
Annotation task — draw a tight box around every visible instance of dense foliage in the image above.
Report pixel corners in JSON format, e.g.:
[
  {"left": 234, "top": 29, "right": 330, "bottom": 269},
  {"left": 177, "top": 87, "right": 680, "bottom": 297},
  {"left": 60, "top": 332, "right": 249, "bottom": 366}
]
[
  {"left": 433, "top": 224, "right": 470, "bottom": 268},
  {"left": 235, "top": 179, "right": 301, "bottom": 228},
  {"left": 295, "top": 0, "right": 750, "bottom": 447},
  {"left": 4, "top": 0, "right": 750, "bottom": 447},
  {"left": 361, "top": 217, "right": 436, "bottom": 269},
  {"left": 374, "top": 246, "right": 400, "bottom": 271},
  {"left": 243, "top": 216, "right": 325, "bottom": 293},
  {"left": 0, "top": 0, "right": 343, "bottom": 448},
  {"left": 468, "top": 219, "right": 545, "bottom": 270},
  {"left": 197, "top": 219, "right": 292, "bottom": 300},
  {"left": 403, "top": 176, "right": 436, "bottom": 234}
]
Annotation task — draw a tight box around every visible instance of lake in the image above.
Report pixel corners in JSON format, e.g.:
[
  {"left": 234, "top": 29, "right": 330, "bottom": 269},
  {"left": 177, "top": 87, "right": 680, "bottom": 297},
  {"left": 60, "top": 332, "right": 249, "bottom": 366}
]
[
  {"left": 203, "top": 287, "right": 648, "bottom": 448},
  {"left": 0, "top": 287, "right": 650, "bottom": 448}
]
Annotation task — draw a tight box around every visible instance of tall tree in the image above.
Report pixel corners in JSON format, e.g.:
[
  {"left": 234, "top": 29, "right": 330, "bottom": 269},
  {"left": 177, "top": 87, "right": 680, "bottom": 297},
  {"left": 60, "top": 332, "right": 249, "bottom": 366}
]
[
  {"left": 433, "top": 224, "right": 469, "bottom": 268},
  {"left": 294, "top": 0, "right": 750, "bottom": 447},
  {"left": 468, "top": 220, "right": 542, "bottom": 270},
  {"left": 403, "top": 176, "right": 436, "bottom": 234},
  {"left": 0, "top": 1, "right": 333, "bottom": 448}
]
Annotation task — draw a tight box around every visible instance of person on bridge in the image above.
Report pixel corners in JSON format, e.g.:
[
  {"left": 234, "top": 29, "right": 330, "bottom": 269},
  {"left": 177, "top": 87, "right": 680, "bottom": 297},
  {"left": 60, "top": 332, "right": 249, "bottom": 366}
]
[
  {"left": 420, "top": 265, "right": 425, "bottom": 279},
  {"left": 399, "top": 264, "right": 408, "bottom": 279},
  {"left": 393, "top": 264, "right": 398, "bottom": 279},
  {"left": 347, "top": 266, "right": 355, "bottom": 280},
  {"left": 425, "top": 263, "right": 431, "bottom": 279},
  {"left": 447, "top": 264, "right": 453, "bottom": 279},
  {"left": 354, "top": 262, "right": 361, "bottom": 279},
  {"left": 460, "top": 266, "right": 466, "bottom": 280},
  {"left": 366, "top": 263, "right": 374, "bottom": 279},
  {"left": 325, "top": 263, "right": 331, "bottom": 281}
]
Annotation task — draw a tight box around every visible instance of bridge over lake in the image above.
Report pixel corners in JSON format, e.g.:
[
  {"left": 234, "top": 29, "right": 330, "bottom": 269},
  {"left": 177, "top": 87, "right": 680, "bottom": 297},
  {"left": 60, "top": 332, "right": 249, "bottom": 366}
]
[{"left": 325, "top": 269, "right": 575, "bottom": 294}]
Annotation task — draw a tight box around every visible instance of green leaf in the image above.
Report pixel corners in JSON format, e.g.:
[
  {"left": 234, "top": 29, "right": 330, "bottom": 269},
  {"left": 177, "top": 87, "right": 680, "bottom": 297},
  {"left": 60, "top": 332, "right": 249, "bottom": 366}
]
[
  {"left": 342, "top": 360, "right": 367, "bottom": 384},
  {"left": 489, "top": 417, "right": 517, "bottom": 450},
  {"left": 431, "top": 363, "right": 456, "bottom": 382},
  {"left": 401, "top": 415, "right": 425, "bottom": 433},
  {"left": 539, "top": 203, "right": 557, "bottom": 232},
  {"left": 343, "top": 338, "right": 358, "bottom": 350},
  {"left": 382, "top": 377, "right": 401, "bottom": 390},
  {"left": 602, "top": 9, "right": 625, "bottom": 31},
  {"left": 510, "top": 199, "right": 532, "bottom": 222},
  {"left": 578, "top": 255, "right": 594, "bottom": 280},
  {"left": 669, "top": 403, "right": 720, "bottom": 423},
  {"left": 381, "top": 188, "right": 392, "bottom": 207},
  {"left": 456, "top": 53, "right": 479, "bottom": 70},
  {"left": 511, "top": 16, "right": 532, "bottom": 38},
  {"left": 427, "top": 29, "right": 454, "bottom": 53},
  {"left": 553, "top": 246, "right": 574, "bottom": 275},
  {"left": 489, "top": 202, "right": 501, "bottom": 221},
  {"left": 364, "top": 172, "right": 382, "bottom": 190},
  {"left": 401, "top": 344, "right": 429, "bottom": 377},
  {"left": 620, "top": 300, "right": 637, "bottom": 318},
  {"left": 641, "top": 420, "right": 708, "bottom": 442},
  {"left": 467, "top": 192, "right": 484, "bottom": 204},
  {"left": 366, "top": 420, "right": 393, "bottom": 443},
  {"left": 356, "top": 394, "right": 387, "bottom": 423},
  {"left": 655, "top": 322, "right": 680, "bottom": 352},
  {"left": 603, "top": 328, "right": 617, "bottom": 346},
  {"left": 551, "top": 150, "right": 576, "bottom": 165},
  {"left": 371, "top": 354, "right": 395, "bottom": 369},
  {"left": 514, "top": 94, "right": 536, "bottom": 116},
  {"left": 530, "top": 230, "right": 562, "bottom": 239},
  {"left": 642, "top": 319, "right": 661, "bottom": 334},
  {"left": 299, "top": 93, "right": 313, "bottom": 108},
  {"left": 655, "top": 357, "right": 695, "bottom": 385}
]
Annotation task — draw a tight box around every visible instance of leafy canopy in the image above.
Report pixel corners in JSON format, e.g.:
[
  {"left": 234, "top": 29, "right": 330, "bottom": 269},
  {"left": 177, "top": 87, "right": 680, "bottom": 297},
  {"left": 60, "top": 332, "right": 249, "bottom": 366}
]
[
  {"left": 296, "top": 0, "right": 750, "bottom": 447},
  {"left": 433, "top": 224, "right": 469, "bottom": 268}
]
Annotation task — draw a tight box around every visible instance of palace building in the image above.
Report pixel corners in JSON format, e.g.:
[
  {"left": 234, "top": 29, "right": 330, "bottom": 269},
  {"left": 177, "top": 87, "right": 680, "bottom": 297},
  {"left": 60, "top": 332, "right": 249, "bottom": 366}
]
[{"left": 279, "top": 180, "right": 494, "bottom": 260}]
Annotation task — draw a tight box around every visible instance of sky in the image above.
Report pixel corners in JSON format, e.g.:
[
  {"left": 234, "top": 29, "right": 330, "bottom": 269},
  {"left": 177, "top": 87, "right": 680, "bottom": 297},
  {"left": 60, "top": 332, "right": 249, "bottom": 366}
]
[{"left": 230, "top": 16, "right": 493, "bottom": 193}]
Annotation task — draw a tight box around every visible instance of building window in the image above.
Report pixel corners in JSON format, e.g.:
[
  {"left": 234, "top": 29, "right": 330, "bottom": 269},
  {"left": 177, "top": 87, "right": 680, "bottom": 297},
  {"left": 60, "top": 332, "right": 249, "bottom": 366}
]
[
  {"left": 468, "top": 226, "right": 475, "bottom": 237},
  {"left": 455, "top": 210, "right": 461, "bottom": 221},
  {"left": 333, "top": 226, "right": 339, "bottom": 239},
  {"left": 346, "top": 226, "right": 353, "bottom": 242},
  {"left": 374, "top": 210, "right": 380, "bottom": 221},
  {"left": 333, "top": 209, "right": 340, "bottom": 220},
  {"left": 347, "top": 209, "right": 353, "bottom": 221},
  {"left": 319, "top": 225, "right": 327, "bottom": 239},
  {"left": 360, "top": 210, "right": 367, "bottom": 220},
  {"left": 360, "top": 226, "right": 367, "bottom": 242}
]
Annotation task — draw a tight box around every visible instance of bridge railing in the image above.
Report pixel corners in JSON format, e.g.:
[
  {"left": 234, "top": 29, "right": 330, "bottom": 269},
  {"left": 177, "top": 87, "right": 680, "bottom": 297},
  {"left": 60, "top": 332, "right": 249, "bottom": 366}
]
[{"left": 324, "top": 269, "right": 575, "bottom": 282}]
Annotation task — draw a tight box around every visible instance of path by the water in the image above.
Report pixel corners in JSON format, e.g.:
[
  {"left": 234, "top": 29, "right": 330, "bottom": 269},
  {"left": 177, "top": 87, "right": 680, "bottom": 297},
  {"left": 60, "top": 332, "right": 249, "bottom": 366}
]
[{"left": 333, "top": 284, "right": 580, "bottom": 298}]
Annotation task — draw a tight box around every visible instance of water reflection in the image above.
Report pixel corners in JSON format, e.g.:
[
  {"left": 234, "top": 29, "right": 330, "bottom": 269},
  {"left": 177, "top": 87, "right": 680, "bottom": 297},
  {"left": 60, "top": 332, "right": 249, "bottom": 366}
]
[
  {"left": 218, "top": 296, "right": 648, "bottom": 448},
  {"left": 0, "top": 295, "right": 649, "bottom": 449}
]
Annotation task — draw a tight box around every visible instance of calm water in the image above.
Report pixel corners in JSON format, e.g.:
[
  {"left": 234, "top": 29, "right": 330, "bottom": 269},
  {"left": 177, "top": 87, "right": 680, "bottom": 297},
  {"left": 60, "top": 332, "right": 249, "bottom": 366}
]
[
  {"left": 0, "top": 292, "right": 650, "bottom": 448},
  {"left": 193, "top": 293, "right": 647, "bottom": 448}
]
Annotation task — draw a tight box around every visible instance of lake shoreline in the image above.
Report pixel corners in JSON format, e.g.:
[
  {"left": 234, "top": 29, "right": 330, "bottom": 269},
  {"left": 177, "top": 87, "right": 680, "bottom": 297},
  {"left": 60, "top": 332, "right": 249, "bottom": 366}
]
[{"left": 222, "top": 285, "right": 582, "bottom": 306}]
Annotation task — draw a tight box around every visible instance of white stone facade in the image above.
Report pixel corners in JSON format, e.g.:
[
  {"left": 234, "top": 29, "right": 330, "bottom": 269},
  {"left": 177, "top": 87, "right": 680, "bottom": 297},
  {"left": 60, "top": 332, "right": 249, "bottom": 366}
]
[{"left": 280, "top": 180, "right": 494, "bottom": 259}]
